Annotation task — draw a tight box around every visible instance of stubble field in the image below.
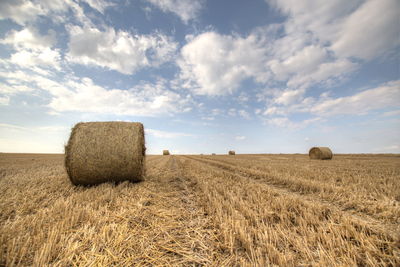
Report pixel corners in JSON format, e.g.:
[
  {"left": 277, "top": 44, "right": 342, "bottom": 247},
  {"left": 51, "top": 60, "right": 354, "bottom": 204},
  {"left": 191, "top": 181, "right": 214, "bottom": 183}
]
[{"left": 0, "top": 153, "right": 399, "bottom": 266}]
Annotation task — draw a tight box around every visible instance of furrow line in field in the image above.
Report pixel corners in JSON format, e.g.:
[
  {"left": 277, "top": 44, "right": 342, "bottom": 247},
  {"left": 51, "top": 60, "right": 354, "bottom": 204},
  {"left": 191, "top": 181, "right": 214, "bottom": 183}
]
[
  {"left": 186, "top": 155, "right": 400, "bottom": 226},
  {"left": 145, "top": 156, "right": 231, "bottom": 265},
  {"left": 177, "top": 157, "right": 270, "bottom": 265},
  {"left": 196, "top": 156, "right": 359, "bottom": 195},
  {"left": 145, "top": 155, "right": 170, "bottom": 175},
  {"left": 178, "top": 156, "right": 400, "bottom": 266},
  {"left": 202, "top": 155, "right": 400, "bottom": 199},
  {"left": 182, "top": 155, "right": 400, "bottom": 239},
  {"left": 191, "top": 156, "right": 349, "bottom": 196}
]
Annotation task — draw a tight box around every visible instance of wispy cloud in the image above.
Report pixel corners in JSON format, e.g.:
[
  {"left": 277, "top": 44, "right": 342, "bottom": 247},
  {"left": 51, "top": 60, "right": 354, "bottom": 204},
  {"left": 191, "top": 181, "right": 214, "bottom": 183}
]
[
  {"left": 145, "top": 0, "right": 204, "bottom": 23},
  {"left": 0, "top": 96, "right": 10, "bottom": 105},
  {"left": 260, "top": 80, "right": 400, "bottom": 128},
  {"left": 382, "top": 110, "right": 400, "bottom": 117},
  {"left": 0, "top": 0, "right": 95, "bottom": 26},
  {"left": 0, "top": 68, "right": 193, "bottom": 116},
  {"left": 0, "top": 123, "right": 68, "bottom": 132},
  {"left": 265, "top": 117, "right": 322, "bottom": 129},
  {"left": 374, "top": 144, "right": 400, "bottom": 153},
  {"left": 0, "top": 123, "right": 27, "bottom": 131},
  {"left": 235, "top": 135, "right": 246, "bottom": 141},
  {"left": 310, "top": 80, "right": 400, "bottom": 116},
  {"left": 81, "top": 0, "right": 115, "bottom": 14},
  {"left": 146, "top": 128, "right": 194, "bottom": 138}
]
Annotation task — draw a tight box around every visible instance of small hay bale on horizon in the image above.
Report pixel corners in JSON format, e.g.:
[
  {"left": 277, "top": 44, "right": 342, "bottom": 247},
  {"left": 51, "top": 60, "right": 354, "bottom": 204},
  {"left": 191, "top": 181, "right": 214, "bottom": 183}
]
[
  {"left": 163, "top": 150, "right": 170, "bottom": 155},
  {"left": 212, "top": 153, "right": 216, "bottom": 155},
  {"left": 65, "top": 121, "right": 146, "bottom": 185},
  {"left": 309, "top": 147, "right": 333, "bottom": 160},
  {"left": 228, "top": 150, "right": 235, "bottom": 155}
]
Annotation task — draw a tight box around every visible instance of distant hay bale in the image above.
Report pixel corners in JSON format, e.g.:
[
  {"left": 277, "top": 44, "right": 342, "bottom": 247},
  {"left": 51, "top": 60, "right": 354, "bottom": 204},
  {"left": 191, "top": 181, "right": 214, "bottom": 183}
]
[
  {"left": 309, "top": 147, "right": 333, "bottom": 160},
  {"left": 65, "top": 122, "right": 145, "bottom": 185},
  {"left": 212, "top": 153, "right": 216, "bottom": 155},
  {"left": 228, "top": 150, "right": 235, "bottom": 155},
  {"left": 163, "top": 150, "right": 170, "bottom": 155}
]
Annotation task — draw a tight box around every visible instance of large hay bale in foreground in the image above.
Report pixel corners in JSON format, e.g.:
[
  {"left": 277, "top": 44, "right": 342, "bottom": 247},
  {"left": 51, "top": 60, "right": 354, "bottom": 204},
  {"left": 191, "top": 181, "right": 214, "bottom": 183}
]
[
  {"left": 163, "top": 150, "right": 170, "bottom": 155},
  {"left": 309, "top": 147, "right": 333, "bottom": 160},
  {"left": 228, "top": 150, "right": 235, "bottom": 155},
  {"left": 65, "top": 122, "right": 145, "bottom": 185}
]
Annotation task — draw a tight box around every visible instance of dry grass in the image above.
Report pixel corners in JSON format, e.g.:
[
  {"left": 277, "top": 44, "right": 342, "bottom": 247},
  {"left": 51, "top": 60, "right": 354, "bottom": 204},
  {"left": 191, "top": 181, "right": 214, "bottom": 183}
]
[{"left": 0, "top": 153, "right": 399, "bottom": 266}]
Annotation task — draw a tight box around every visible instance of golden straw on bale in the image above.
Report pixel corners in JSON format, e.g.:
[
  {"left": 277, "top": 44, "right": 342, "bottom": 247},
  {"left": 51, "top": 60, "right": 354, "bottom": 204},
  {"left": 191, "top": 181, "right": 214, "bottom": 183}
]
[
  {"left": 163, "top": 150, "right": 170, "bottom": 155},
  {"left": 309, "top": 147, "right": 333, "bottom": 160},
  {"left": 65, "top": 122, "right": 146, "bottom": 185},
  {"left": 228, "top": 150, "right": 235, "bottom": 155}
]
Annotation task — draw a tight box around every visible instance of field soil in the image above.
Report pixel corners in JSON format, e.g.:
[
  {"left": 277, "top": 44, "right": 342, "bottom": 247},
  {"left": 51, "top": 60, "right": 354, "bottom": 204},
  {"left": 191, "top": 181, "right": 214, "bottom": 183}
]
[{"left": 0, "top": 153, "right": 399, "bottom": 266}]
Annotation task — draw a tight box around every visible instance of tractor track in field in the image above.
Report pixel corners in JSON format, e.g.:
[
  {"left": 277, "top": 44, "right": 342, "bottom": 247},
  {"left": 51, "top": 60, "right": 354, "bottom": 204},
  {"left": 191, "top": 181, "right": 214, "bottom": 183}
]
[
  {"left": 184, "top": 156, "right": 345, "bottom": 196},
  {"left": 181, "top": 155, "right": 400, "bottom": 240},
  {"left": 144, "top": 156, "right": 231, "bottom": 265}
]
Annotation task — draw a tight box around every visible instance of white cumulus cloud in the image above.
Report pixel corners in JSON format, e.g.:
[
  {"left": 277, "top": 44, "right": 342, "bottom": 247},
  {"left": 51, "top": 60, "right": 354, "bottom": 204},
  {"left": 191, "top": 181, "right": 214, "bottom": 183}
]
[
  {"left": 0, "top": 27, "right": 62, "bottom": 70},
  {"left": 273, "top": 88, "right": 305, "bottom": 106},
  {"left": 1, "top": 27, "right": 56, "bottom": 50},
  {"left": 267, "top": 0, "right": 400, "bottom": 60},
  {"left": 10, "top": 49, "right": 61, "bottom": 69},
  {"left": 67, "top": 25, "right": 178, "bottom": 74},
  {"left": 178, "top": 32, "right": 268, "bottom": 95},
  {"left": 0, "top": 0, "right": 45, "bottom": 25}
]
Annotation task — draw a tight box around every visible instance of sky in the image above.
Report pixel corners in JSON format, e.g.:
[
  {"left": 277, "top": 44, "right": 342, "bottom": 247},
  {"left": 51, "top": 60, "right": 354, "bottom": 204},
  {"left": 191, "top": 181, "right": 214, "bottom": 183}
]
[{"left": 0, "top": 0, "right": 399, "bottom": 154}]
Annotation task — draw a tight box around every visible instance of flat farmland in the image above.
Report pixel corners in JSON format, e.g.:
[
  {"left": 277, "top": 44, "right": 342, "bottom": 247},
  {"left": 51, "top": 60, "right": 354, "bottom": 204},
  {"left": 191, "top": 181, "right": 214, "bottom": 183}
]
[{"left": 0, "top": 153, "right": 399, "bottom": 266}]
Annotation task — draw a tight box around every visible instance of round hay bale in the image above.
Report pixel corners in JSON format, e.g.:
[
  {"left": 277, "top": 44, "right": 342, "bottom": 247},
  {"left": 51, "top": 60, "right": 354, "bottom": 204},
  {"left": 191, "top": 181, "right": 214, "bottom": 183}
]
[
  {"left": 163, "top": 150, "right": 170, "bottom": 155},
  {"left": 65, "top": 122, "right": 145, "bottom": 185},
  {"left": 212, "top": 153, "right": 216, "bottom": 155},
  {"left": 228, "top": 150, "right": 235, "bottom": 155},
  {"left": 309, "top": 147, "right": 333, "bottom": 160}
]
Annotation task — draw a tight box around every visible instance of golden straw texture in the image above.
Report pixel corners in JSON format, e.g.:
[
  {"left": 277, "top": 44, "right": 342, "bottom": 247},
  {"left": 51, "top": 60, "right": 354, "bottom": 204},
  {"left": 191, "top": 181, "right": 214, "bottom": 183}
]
[
  {"left": 309, "top": 147, "right": 333, "bottom": 160},
  {"left": 65, "top": 122, "right": 145, "bottom": 185}
]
